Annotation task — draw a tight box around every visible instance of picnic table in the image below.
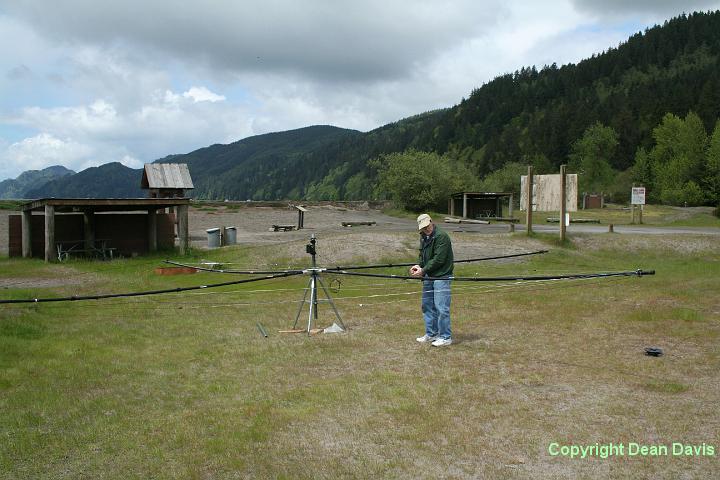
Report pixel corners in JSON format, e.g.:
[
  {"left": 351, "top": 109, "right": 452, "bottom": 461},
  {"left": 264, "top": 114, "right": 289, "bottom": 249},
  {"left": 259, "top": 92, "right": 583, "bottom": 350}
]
[{"left": 56, "top": 240, "right": 117, "bottom": 261}]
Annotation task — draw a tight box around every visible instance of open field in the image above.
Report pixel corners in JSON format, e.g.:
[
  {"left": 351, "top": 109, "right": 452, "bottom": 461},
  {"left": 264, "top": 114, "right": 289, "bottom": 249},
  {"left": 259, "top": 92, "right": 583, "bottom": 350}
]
[{"left": 1, "top": 206, "right": 720, "bottom": 478}]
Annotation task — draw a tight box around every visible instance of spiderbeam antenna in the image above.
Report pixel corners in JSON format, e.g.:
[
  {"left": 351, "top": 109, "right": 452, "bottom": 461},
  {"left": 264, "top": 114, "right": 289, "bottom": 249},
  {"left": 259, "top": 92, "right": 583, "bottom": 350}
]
[
  {"left": 291, "top": 234, "right": 346, "bottom": 335},
  {"left": 0, "top": 271, "right": 303, "bottom": 305}
]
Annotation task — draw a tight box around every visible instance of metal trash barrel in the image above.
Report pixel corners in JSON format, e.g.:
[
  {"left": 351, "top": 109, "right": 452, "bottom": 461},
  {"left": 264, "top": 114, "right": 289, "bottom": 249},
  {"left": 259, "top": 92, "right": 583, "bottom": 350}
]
[
  {"left": 206, "top": 228, "right": 221, "bottom": 248},
  {"left": 225, "top": 226, "right": 237, "bottom": 245}
]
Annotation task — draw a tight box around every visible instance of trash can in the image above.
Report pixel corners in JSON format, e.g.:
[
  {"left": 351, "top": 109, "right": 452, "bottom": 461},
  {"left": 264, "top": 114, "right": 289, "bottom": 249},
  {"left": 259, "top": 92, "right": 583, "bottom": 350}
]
[
  {"left": 225, "top": 226, "right": 237, "bottom": 245},
  {"left": 206, "top": 228, "right": 221, "bottom": 248}
]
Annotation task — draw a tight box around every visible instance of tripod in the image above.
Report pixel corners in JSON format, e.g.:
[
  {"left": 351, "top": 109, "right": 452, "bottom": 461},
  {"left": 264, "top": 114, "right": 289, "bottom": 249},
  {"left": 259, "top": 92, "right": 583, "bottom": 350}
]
[{"left": 292, "top": 235, "right": 345, "bottom": 335}]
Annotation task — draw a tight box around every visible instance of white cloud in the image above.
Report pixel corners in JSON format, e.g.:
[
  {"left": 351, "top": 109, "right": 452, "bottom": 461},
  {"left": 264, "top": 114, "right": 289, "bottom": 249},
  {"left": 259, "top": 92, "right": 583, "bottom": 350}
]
[
  {"left": 1, "top": 0, "right": 717, "bottom": 181},
  {"left": 0, "top": 133, "right": 93, "bottom": 179},
  {"left": 183, "top": 86, "right": 226, "bottom": 103}
]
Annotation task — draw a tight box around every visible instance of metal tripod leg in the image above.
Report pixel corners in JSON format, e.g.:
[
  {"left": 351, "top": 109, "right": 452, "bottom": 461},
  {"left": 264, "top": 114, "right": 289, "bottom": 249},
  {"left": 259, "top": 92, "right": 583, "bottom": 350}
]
[
  {"left": 306, "top": 274, "right": 316, "bottom": 334},
  {"left": 292, "top": 276, "right": 311, "bottom": 329},
  {"left": 316, "top": 276, "right": 345, "bottom": 330}
]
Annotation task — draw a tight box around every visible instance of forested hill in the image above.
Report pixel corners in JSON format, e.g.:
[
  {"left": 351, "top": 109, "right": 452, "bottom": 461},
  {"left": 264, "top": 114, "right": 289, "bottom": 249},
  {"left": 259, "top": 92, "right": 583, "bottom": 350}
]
[
  {"left": 157, "top": 125, "right": 362, "bottom": 200},
  {"left": 25, "top": 11, "right": 720, "bottom": 202},
  {"left": 298, "top": 10, "right": 720, "bottom": 201}
]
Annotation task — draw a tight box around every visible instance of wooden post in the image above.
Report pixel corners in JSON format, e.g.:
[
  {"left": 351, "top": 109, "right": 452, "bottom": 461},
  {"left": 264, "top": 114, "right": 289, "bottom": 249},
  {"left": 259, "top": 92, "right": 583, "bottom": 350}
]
[
  {"left": 44, "top": 204, "right": 55, "bottom": 262},
  {"left": 148, "top": 209, "right": 158, "bottom": 252},
  {"left": 22, "top": 210, "right": 32, "bottom": 258},
  {"left": 559, "top": 164, "right": 567, "bottom": 242},
  {"left": 508, "top": 194, "right": 513, "bottom": 218},
  {"left": 462, "top": 193, "right": 468, "bottom": 218},
  {"left": 83, "top": 209, "right": 95, "bottom": 251},
  {"left": 177, "top": 204, "right": 189, "bottom": 255},
  {"left": 526, "top": 166, "right": 533, "bottom": 235}
]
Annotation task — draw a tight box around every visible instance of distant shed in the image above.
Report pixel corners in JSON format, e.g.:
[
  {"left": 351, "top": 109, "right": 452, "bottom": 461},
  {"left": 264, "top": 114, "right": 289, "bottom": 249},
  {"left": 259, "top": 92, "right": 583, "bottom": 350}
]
[
  {"left": 448, "top": 192, "right": 514, "bottom": 219},
  {"left": 141, "top": 164, "right": 194, "bottom": 198},
  {"left": 14, "top": 198, "right": 190, "bottom": 262}
]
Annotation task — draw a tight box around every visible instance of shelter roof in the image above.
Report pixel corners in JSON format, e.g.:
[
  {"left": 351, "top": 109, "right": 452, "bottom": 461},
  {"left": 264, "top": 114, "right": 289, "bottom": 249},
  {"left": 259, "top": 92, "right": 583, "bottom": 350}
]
[
  {"left": 22, "top": 198, "right": 190, "bottom": 213},
  {"left": 141, "top": 163, "right": 194, "bottom": 190},
  {"left": 450, "top": 192, "right": 513, "bottom": 198}
]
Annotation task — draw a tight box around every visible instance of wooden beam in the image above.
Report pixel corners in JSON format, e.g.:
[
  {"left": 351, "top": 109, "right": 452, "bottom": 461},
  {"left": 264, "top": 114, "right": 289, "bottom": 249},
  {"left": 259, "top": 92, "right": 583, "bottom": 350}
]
[
  {"left": 177, "top": 204, "right": 189, "bottom": 255},
  {"left": 83, "top": 209, "right": 96, "bottom": 251},
  {"left": 22, "top": 210, "right": 32, "bottom": 258},
  {"left": 148, "top": 209, "right": 158, "bottom": 252},
  {"left": 526, "top": 166, "right": 533, "bottom": 235},
  {"left": 560, "top": 164, "right": 567, "bottom": 242},
  {"left": 44, "top": 204, "right": 55, "bottom": 262}
]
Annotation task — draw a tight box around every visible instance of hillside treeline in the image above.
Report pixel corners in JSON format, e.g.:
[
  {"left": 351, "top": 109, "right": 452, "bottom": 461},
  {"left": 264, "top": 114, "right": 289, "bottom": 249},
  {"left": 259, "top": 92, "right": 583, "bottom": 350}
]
[
  {"left": 24, "top": 11, "right": 720, "bottom": 210},
  {"left": 303, "top": 11, "right": 720, "bottom": 208}
]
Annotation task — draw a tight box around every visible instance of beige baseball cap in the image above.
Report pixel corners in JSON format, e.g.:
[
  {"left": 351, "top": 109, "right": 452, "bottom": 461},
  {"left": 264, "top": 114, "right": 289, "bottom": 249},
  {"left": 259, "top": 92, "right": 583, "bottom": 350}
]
[{"left": 417, "top": 214, "right": 432, "bottom": 230}]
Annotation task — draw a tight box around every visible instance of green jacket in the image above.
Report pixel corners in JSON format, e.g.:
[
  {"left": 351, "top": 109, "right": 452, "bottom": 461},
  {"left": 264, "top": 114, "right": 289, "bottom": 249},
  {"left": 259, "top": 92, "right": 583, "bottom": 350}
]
[{"left": 418, "top": 225, "right": 454, "bottom": 278}]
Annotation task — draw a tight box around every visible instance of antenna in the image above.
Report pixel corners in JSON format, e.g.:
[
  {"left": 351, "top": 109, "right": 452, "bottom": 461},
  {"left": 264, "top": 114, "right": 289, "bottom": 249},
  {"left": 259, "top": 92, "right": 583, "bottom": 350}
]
[{"left": 292, "top": 234, "right": 345, "bottom": 335}]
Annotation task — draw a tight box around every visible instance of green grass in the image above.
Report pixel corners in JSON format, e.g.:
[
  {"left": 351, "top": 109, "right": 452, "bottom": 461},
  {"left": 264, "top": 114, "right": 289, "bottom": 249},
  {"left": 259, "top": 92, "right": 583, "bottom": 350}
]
[
  {"left": 1, "top": 234, "right": 719, "bottom": 478},
  {"left": 518, "top": 204, "right": 720, "bottom": 227},
  {"left": 0, "top": 200, "right": 23, "bottom": 210}
]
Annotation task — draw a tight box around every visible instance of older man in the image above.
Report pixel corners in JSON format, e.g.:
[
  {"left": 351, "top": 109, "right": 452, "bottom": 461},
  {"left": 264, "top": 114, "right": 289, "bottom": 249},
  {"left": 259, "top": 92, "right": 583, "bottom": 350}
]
[{"left": 410, "top": 213, "right": 454, "bottom": 347}]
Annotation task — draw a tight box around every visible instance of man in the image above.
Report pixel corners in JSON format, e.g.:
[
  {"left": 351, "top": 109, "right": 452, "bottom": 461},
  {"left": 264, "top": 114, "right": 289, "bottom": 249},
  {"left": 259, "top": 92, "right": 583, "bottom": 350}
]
[{"left": 410, "top": 213, "right": 454, "bottom": 347}]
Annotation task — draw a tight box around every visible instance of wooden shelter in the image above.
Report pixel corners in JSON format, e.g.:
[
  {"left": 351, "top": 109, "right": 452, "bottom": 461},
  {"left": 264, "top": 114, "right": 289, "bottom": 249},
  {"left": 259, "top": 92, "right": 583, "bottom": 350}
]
[
  {"left": 141, "top": 163, "right": 194, "bottom": 198},
  {"left": 17, "top": 198, "right": 190, "bottom": 262},
  {"left": 448, "top": 192, "right": 514, "bottom": 219}
]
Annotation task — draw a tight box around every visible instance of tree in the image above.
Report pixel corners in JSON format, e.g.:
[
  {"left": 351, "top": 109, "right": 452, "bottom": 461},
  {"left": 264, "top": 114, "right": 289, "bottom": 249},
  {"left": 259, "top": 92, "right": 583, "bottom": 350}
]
[
  {"left": 649, "top": 111, "right": 709, "bottom": 205},
  {"left": 568, "top": 122, "right": 618, "bottom": 194},
  {"left": 478, "top": 162, "right": 527, "bottom": 201},
  {"left": 705, "top": 120, "right": 720, "bottom": 209},
  {"left": 371, "top": 149, "right": 474, "bottom": 212}
]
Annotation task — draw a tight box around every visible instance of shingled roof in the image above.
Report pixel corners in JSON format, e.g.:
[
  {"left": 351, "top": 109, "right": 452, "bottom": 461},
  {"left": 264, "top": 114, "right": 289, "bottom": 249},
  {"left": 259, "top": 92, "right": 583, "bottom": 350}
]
[{"left": 141, "top": 163, "right": 194, "bottom": 190}]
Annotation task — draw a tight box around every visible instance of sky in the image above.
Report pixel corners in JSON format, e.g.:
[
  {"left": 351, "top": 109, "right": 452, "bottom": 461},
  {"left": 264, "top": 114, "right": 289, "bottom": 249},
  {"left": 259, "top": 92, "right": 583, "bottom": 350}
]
[{"left": 1, "top": 0, "right": 719, "bottom": 181}]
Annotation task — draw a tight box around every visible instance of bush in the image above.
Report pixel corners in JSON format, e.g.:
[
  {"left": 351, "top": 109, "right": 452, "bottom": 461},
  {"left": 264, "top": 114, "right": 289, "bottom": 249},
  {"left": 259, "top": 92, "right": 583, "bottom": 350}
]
[{"left": 372, "top": 149, "right": 475, "bottom": 212}]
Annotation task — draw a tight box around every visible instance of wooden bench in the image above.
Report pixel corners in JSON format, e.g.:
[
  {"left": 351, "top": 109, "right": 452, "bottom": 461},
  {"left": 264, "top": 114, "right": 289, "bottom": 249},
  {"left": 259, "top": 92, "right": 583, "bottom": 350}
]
[
  {"left": 270, "top": 225, "right": 296, "bottom": 232},
  {"left": 341, "top": 221, "right": 376, "bottom": 227}
]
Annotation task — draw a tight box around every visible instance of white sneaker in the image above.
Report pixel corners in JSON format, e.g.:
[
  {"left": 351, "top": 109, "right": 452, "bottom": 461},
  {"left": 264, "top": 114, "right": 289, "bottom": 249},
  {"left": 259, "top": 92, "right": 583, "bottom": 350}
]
[
  {"left": 416, "top": 334, "right": 437, "bottom": 343},
  {"left": 431, "top": 337, "right": 452, "bottom": 347}
]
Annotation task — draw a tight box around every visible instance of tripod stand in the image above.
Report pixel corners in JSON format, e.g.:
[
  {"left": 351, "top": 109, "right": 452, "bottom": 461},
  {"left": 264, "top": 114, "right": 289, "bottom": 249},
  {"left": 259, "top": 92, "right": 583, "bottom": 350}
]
[{"left": 292, "top": 235, "right": 345, "bottom": 335}]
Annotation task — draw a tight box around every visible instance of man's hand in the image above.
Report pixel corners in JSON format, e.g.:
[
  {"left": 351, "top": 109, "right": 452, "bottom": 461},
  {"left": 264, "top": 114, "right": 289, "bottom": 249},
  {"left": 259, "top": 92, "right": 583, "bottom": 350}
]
[{"left": 409, "top": 265, "right": 423, "bottom": 277}]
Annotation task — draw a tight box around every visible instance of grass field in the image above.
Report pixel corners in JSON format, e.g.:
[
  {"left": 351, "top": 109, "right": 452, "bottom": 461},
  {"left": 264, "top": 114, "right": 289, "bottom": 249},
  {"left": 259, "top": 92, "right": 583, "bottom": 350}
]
[
  {"left": 525, "top": 204, "right": 719, "bottom": 227},
  {"left": 1, "top": 232, "right": 719, "bottom": 478}
]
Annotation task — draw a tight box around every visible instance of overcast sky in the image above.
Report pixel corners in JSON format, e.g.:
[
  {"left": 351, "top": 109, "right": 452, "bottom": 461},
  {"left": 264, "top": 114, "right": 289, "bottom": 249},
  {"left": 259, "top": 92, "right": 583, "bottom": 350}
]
[{"left": 1, "top": 0, "right": 718, "bottom": 181}]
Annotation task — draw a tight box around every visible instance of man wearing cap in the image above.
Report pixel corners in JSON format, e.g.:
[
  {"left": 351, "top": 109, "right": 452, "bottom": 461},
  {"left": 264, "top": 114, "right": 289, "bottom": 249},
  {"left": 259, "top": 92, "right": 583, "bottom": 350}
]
[{"left": 410, "top": 214, "right": 454, "bottom": 346}]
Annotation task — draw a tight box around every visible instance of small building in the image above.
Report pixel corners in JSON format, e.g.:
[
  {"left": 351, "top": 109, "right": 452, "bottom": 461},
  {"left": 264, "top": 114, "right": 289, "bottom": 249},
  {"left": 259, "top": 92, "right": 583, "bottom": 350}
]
[
  {"left": 582, "top": 193, "right": 604, "bottom": 209},
  {"left": 141, "top": 163, "right": 194, "bottom": 198},
  {"left": 448, "top": 192, "right": 514, "bottom": 219},
  {"left": 12, "top": 198, "right": 191, "bottom": 262}
]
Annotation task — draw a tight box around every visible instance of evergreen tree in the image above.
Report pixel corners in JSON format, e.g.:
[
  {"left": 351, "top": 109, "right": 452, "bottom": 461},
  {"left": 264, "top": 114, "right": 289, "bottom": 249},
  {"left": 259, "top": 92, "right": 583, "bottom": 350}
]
[{"left": 568, "top": 122, "right": 619, "bottom": 194}]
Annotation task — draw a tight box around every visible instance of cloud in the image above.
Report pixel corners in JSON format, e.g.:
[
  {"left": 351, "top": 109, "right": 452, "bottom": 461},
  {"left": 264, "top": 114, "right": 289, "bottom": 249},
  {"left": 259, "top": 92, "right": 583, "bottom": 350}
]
[
  {"left": 1, "top": 0, "right": 716, "bottom": 182},
  {"left": 570, "top": 0, "right": 720, "bottom": 19},
  {"left": 0, "top": 0, "right": 506, "bottom": 82},
  {"left": 0, "top": 133, "right": 92, "bottom": 179},
  {"left": 183, "top": 86, "right": 226, "bottom": 103}
]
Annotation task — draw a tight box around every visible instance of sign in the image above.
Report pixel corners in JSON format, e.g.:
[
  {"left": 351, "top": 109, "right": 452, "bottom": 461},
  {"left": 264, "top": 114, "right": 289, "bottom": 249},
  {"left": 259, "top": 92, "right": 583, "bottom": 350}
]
[
  {"left": 520, "top": 174, "right": 578, "bottom": 212},
  {"left": 631, "top": 187, "right": 646, "bottom": 205}
]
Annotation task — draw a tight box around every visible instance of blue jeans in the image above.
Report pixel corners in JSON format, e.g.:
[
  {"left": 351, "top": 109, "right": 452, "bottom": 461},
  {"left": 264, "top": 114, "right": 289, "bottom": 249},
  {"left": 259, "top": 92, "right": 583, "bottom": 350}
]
[{"left": 421, "top": 279, "right": 452, "bottom": 339}]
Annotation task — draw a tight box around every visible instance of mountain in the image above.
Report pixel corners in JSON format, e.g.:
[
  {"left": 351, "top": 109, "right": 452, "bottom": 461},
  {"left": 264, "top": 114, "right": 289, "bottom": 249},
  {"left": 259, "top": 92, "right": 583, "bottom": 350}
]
[
  {"left": 0, "top": 165, "right": 75, "bottom": 199},
  {"left": 156, "top": 125, "right": 362, "bottom": 200},
  {"left": 148, "top": 10, "right": 720, "bottom": 200},
  {"left": 26, "top": 162, "right": 144, "bottom": 198},
  {"left": 17, "top": 11, "right": 720, "bottom": 201}
]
